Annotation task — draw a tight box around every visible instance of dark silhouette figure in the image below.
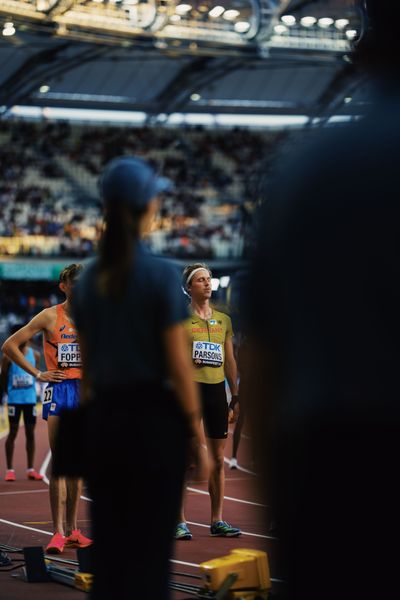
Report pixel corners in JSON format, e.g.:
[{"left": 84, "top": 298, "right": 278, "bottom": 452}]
[{"left": 244, "top": 2, "right": 400, "bottom": 598}]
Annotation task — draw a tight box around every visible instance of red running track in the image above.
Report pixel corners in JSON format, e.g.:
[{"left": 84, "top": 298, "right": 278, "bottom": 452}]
[{"left": 0, "top": 412, "right": 281, "bottom": 599}]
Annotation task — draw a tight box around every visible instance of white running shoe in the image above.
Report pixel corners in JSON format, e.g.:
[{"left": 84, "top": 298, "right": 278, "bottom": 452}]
[{"left": 229, "top": 458, "right": 238, "bottom": 469}]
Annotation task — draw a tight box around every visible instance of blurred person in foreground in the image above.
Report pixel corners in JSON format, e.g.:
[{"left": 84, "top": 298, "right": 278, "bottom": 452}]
[
  {"left": 243, "top": 1, "right": 400, "bottom": 598},
  {"left": 1, "top": 264, "right": 92, "bottom": 554},
  {"left": 65, "top": 156, "right": 207, "bottom": 600}
]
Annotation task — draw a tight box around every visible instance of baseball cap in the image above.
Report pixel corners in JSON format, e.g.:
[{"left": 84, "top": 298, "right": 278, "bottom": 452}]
[{"left": 99, "top": 156, "right": 172, "bottom": 211}]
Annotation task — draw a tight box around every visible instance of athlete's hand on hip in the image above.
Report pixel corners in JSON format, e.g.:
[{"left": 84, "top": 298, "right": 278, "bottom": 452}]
[{"left": 38, "top": 370, "right": 66, "bottom": 383}]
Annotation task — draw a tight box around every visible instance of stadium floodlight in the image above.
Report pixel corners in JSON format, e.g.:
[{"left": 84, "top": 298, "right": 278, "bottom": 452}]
[
  {"left": 2, "top": 21, "right": 15, "bottom": 36},
  {"left": 318, "top": 17, "right": 334, "bottom": 28},
  {"left": 0, "top": 0, "right": 363, "bottom": 54},
  {"left": 300, "top": 16, "right": 317, "bottom": 27},
  {"left": 223, "top": 10, "right": 240, "bottom": 21},
  {"left": 281, "top": 15, "right": 296, "bottom": 26},
  {"left": 346, "top": 29, "right": 358, "bottom": 40},
  {"left": 39, "top": 85, "right": 50, "bottom": 93},
  {"left": 209, "top": 6, "right": 225, "bottom": 18},
  {"left": 211, "top": 278, "right": 220, "bottom": 291},
  {"left": 190, "top": 93, "right": 201, "bottom": 101},
  {"left": 175, "top": 3, "right": 192, "bottom": 15},
  {"left": 220, "top": 276, "right": 230, "bottom": 288},
  {"left": 234, "top": 21, "right": 251, "bottom": 33},
  {"left": 335, "top": 18, "right": 349, "bottom": 30},
  {"left": 273, "top": 24, "right": 288, "bottom": 35}
]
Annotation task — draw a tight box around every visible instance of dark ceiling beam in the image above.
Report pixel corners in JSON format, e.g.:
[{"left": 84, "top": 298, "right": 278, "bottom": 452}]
[
  {"left": 311, "top": 62, "right": 366, "bottom": 123},
  {"left": 152, "top": 56, "right": 245, "bottom": 115},
  {"left": 0, "top": 42, "right": 110, "bottom": 112}
]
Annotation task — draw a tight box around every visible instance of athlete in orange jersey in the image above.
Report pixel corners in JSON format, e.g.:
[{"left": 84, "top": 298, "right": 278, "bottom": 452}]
[{"left": 2, "top": 264, "right": 92, "bottom": 554}]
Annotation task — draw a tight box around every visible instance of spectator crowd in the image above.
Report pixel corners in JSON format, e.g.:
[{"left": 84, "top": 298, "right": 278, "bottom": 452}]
[{"left": 0, "top": 120, "right": 290, "bottom": 259}]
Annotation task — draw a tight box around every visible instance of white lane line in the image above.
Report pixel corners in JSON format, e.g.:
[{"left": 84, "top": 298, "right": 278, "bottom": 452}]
[
  {"left": 170, "top": 559, "right": 199, "bottom": 568},
  {"left": 39, "top": 450, "right": 51, "bottom": 484},
  {"left": 39, "top": 450, "right": 92, "bottom": 502},
  {"left": 223, "top": 456, "right": 257, "bottom": 476},
  {"left": 0, "top": 489, "right": 48, "bottom": 496},
  {"left": 0, "top": 518, "right": 52, "bottom": 536},
  {"left": 186, "top": 520, "right": 277, "bottom": 541},
  {"left": 186, "top": 486, "right": 267, "bottom": 508}
]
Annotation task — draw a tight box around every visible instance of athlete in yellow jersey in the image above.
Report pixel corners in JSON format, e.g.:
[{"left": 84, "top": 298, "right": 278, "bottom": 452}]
[
  {"left": 2, "top": 264, "right": 92, "bottom": 554},
  {"left": 176, "top": 263, "right": 241, "bottom": 539}
]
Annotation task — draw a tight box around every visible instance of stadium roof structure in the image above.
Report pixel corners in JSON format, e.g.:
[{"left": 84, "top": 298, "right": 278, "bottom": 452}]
[{"left": 0, "top": 0, "right": 370, "bottom": 124}]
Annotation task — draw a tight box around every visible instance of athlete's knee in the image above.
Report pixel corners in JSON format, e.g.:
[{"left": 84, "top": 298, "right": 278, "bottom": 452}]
[
  {"left": 25, "top": 427, "right": 35, "bottom": 442},
  {"left": 213, "top": 453, "right": 225, "bottom": 472},
  {"left": 6, "top": 426, "right": 18, "bottom": 441}
]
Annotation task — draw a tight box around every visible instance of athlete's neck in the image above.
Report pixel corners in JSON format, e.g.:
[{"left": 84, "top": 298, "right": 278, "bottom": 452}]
[
  {"left": 191, "top": 300, "right": 212, "bottom": 320},
  {"left": 62, "top": 300, "right": 74, "bottom": 323}
]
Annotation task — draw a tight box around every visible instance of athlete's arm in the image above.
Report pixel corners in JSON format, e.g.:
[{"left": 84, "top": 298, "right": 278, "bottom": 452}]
[
  {"left": 0, "top": 355, "right": 10, "bottom": 398},
  {"left": 224, "top": 336, "right": 239, "bottom": 396},
  {"left": 164, "top": 322, "right": 209, "bottom": 482},
  {"left": 1, "top": 312, "right": 66, "bottom": 383},
  {"left": 225, "top": 336, "right": 239, "bottom": 422}
]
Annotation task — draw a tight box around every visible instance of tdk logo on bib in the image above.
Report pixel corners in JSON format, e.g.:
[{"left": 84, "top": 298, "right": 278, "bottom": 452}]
[
  {"left": 192, "top": 341, "right": 223, "bottom": 368},
  {"left": 57, "top": 342, "right": 81, "bottom": 369}
]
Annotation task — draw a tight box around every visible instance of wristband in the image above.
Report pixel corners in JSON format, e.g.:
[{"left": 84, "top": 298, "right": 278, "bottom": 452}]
[
  {"left": 36, "top": 371, "right": 42, "bottom": 380},
  {"left": 229, "top": 395, "right": 239, "bottom": 410}
]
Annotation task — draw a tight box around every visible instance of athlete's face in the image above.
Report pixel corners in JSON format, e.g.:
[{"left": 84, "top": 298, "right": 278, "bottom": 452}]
[
  {"left": 59, "top": 277, "right": 77, "bottom": 300},
  {"left": 189, "top": 270, "right": 212, "bottom": 300}
]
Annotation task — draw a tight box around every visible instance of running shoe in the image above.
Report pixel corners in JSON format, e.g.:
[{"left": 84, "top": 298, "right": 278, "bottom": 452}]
[
  {"left": 46, "top": 532, "right": 65, "bottom": 554},
  {"left": 174, "top": 522, "right": 192, "bottom": 540},
  {"left": 64, "top": 529, "right": 93, "bottom": 549},
  {"left": 210, "top": 521, "right": 241, "bottom": 537},
  {"left": 5, "top": 470, "right": 15, "bottom": 482},
  {"left": 27, "top": 469, "right": 43, "bottom": 481},
  {"left": 0, "top": 551, "right": 12, "bottom": 567},
  {"left": 229, "top": 458, "right": 238, "bottom": 469}
]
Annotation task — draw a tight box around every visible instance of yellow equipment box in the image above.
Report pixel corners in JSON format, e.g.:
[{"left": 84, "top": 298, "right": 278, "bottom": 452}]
[
  {"left": 75, "top": 571, "right": 93, "bottom": 592},
  {"left": 199, "top": 548, "right": 271, "bottom": 593}
]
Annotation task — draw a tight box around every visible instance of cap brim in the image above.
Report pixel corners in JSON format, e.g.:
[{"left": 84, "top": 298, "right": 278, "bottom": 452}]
[{"left": 154, "top": 176, "right": 173, "bottom": 195}]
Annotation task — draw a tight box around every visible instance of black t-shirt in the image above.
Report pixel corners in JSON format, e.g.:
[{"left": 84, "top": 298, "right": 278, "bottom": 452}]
[{"left": 73, "top": 242, "right": 188, "bottom": 386}]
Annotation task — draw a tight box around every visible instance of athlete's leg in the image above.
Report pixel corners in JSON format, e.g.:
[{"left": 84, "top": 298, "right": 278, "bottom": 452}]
[
  {"left": 5, "top": 422, "right": 19, "bottom": 470},
  {"left": 206, "top": 437, "right": 226, "bottom": 523},
  {"left": 25, "top": 423, "right": 35, "bottom": 469},
  {"left": 47, "top": 415, "right": 66, "bottom": 534},
  {"left": 65, "top": 477, "right": 82, "bottom": 535}
]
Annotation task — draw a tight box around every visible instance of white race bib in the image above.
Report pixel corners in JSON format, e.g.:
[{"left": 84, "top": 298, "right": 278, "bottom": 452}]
[
  {"left": 57, "top": 342, "right": 81, "bottom": 369},
  {"left": 12, "top": 374, "right": 34, "bottom": 389},
  {"left": 192, "top": 340, "right": 223, "bottom": 368}
]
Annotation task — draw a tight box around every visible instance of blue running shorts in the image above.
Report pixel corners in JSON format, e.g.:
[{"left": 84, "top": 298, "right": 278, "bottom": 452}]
[{"left": 42, "top": 379, "right": 80, "bottom": 421}]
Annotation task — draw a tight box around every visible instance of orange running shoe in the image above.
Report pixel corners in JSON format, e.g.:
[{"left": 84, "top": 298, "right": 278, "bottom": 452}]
[
  {"left": 27, "top": 469, "right": 43, "bottom": 481},
  {"left": 65, "top": 529, "right": 92, "bottom": 549},
  {"left": 46, "top": 532, "right": 65, "bottom": 554},
  {"left": 5, "top": 470, "right": 16, "bottom": 482}
]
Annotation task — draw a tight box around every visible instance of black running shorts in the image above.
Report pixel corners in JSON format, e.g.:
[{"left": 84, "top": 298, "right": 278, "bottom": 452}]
[
  {"left": 199, "top": 381, "right": 229, "bottom": 439},
  {"left": 7, "top": 404, "right": 37, "bottom": 426}
]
